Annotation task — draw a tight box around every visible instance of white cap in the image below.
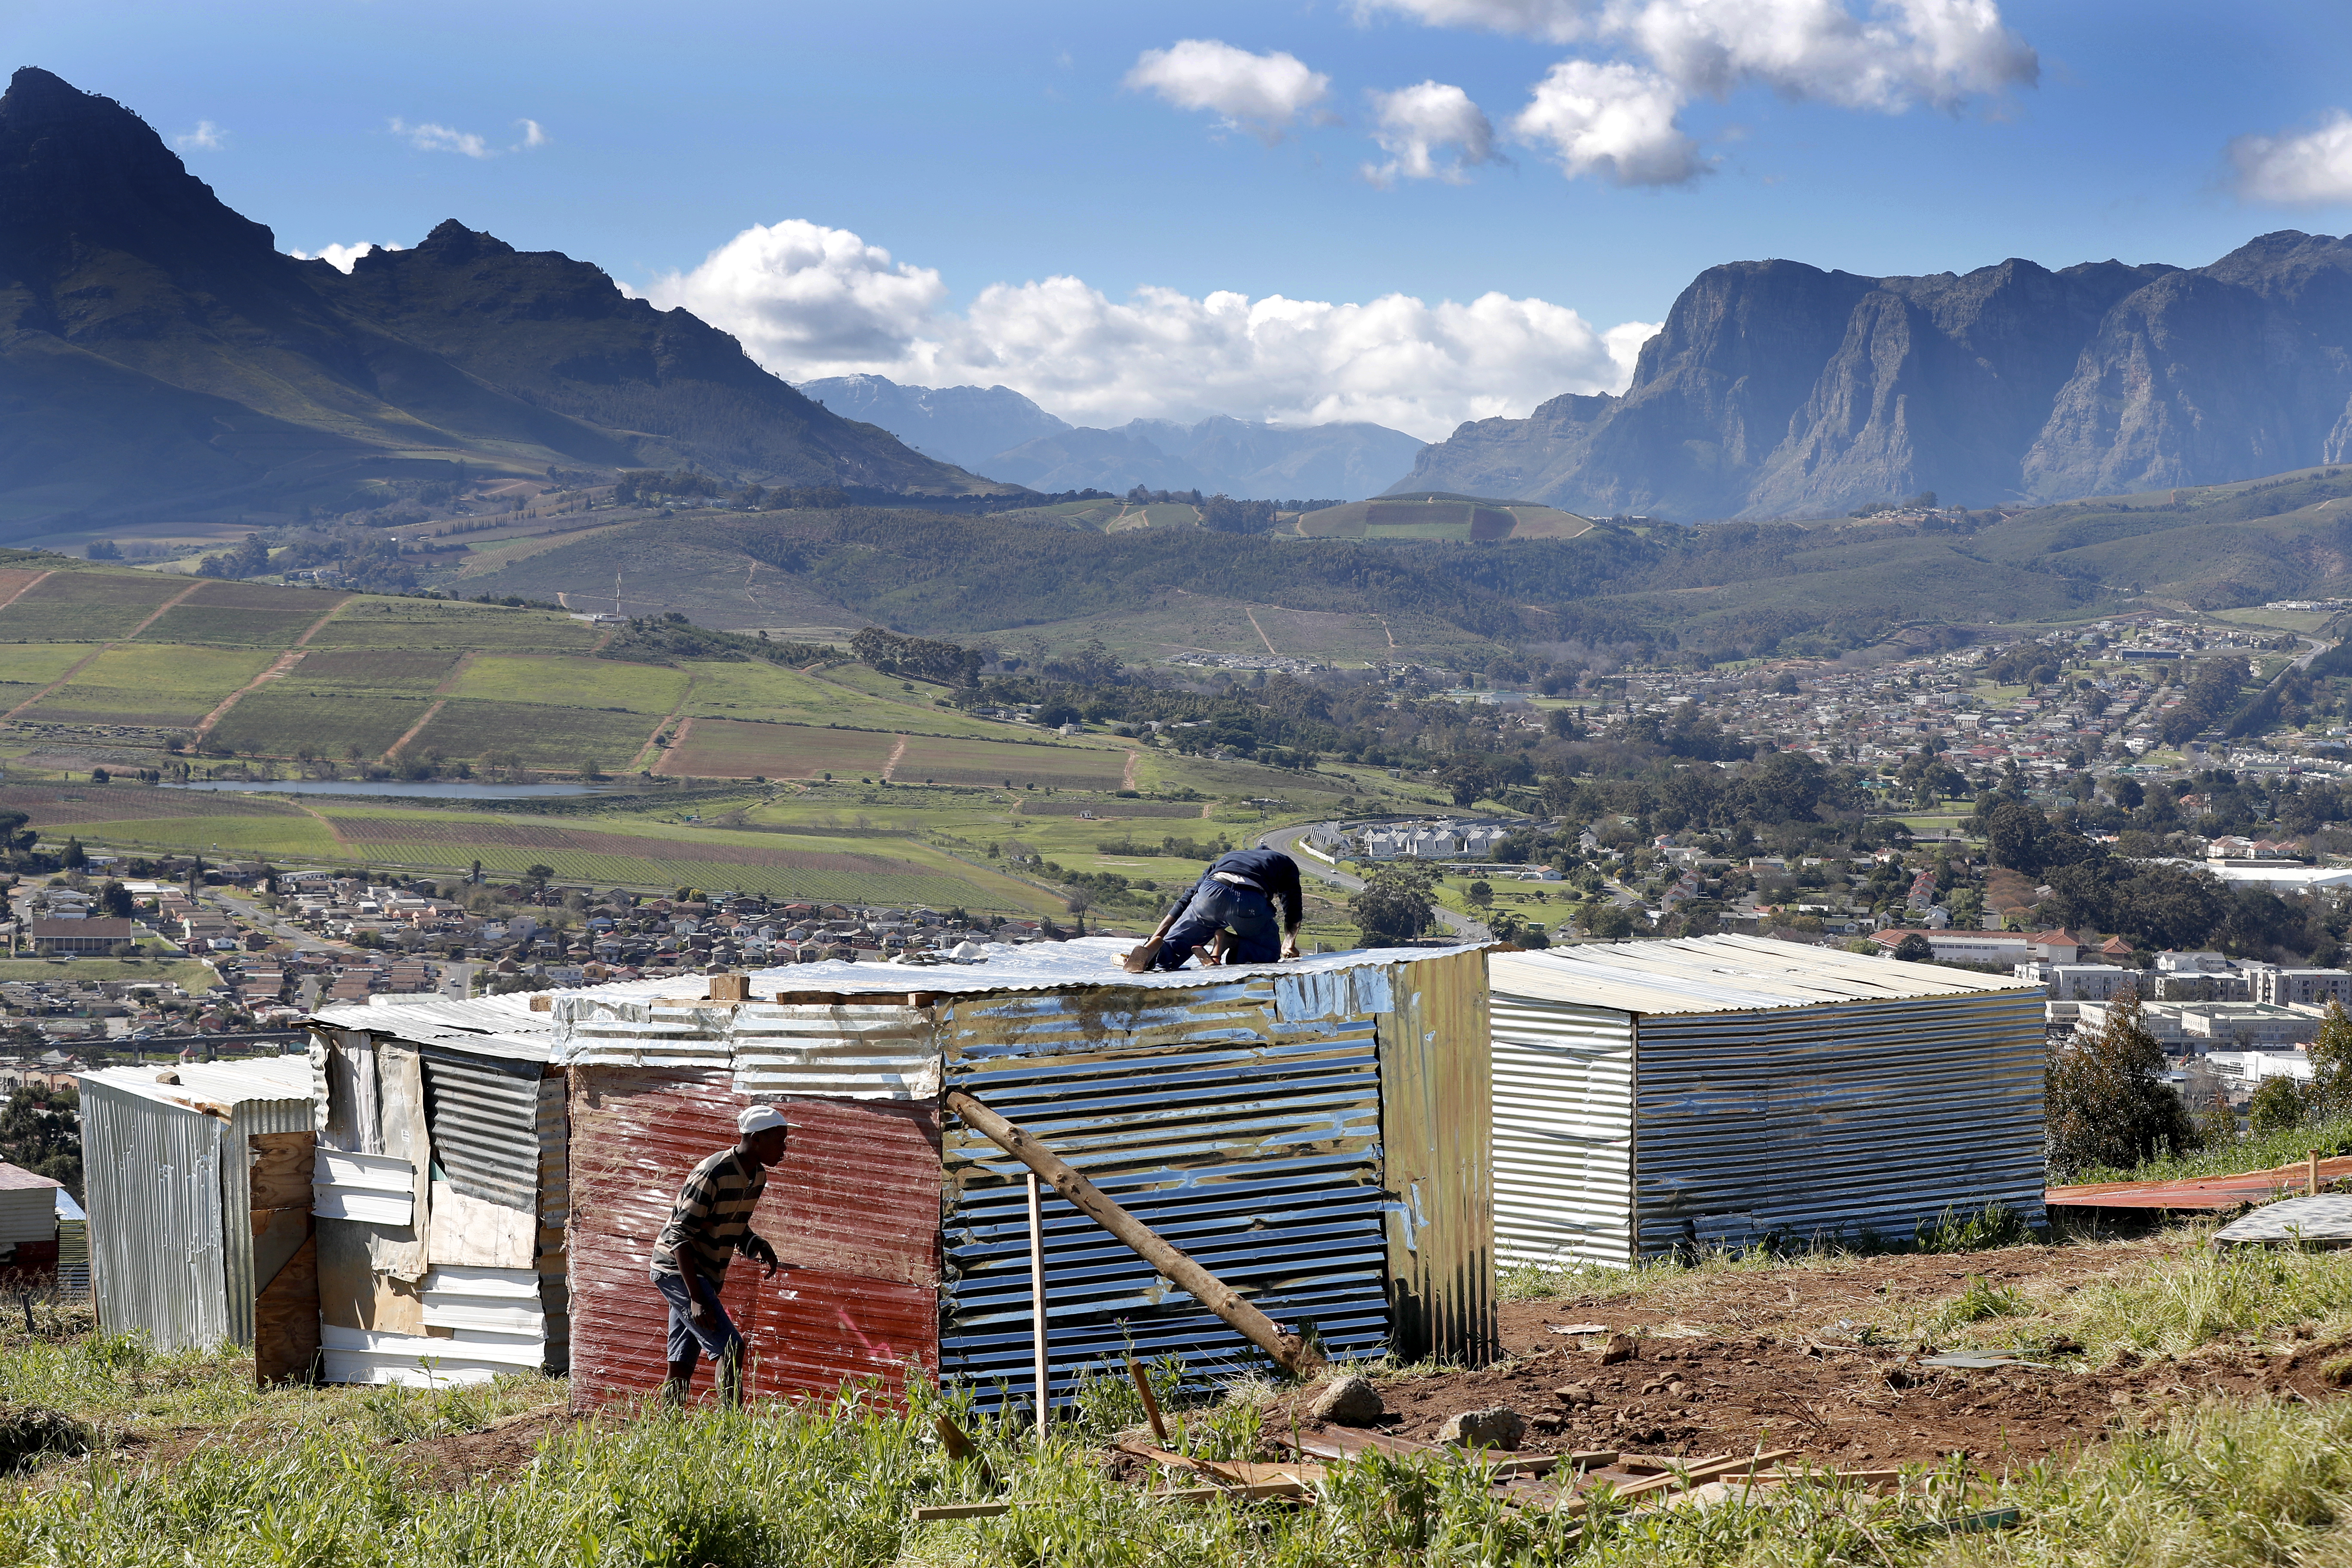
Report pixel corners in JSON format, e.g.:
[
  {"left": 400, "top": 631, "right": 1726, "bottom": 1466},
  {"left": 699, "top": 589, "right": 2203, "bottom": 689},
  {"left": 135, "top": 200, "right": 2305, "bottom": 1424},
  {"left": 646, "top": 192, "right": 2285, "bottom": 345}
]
[{"left": 738, "top": 1104, "right": 786, "bottom": 1136}]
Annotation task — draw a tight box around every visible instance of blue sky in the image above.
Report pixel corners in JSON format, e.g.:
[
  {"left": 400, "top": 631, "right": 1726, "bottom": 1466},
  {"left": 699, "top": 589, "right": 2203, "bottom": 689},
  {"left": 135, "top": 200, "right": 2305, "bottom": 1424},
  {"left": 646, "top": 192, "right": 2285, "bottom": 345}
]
[{"left": 17, "top": 1, "right": 2352, "bottom": 436}]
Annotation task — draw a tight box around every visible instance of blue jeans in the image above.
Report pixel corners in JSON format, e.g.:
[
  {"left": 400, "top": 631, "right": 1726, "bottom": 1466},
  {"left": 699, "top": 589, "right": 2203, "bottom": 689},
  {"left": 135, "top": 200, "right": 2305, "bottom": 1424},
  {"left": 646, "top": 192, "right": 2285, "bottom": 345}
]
[
  {"left": 1153, "top": 876, "right": 1281, "bottom": 969},
  {"left": 652, "top": 1268, "right": 743, "bottom": 1371}
]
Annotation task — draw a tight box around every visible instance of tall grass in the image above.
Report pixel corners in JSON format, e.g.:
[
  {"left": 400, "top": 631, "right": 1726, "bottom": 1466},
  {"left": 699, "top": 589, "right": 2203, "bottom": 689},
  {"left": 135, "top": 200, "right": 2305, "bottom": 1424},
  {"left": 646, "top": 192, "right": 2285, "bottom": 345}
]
[
  {"left": 2066, "top": 1110, "right": 2352, "bottom": 1187},
  {"left": 11, "top": 1385, "right": 2352, "bottom": 1566}
]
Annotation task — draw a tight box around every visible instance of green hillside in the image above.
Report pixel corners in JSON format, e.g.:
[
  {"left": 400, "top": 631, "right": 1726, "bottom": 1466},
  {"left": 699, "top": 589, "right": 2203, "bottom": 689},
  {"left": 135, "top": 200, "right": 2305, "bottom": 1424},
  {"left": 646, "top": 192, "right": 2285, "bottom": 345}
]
[{"left": 1295, "top": 493, "right": 1594, "bottom": 541}]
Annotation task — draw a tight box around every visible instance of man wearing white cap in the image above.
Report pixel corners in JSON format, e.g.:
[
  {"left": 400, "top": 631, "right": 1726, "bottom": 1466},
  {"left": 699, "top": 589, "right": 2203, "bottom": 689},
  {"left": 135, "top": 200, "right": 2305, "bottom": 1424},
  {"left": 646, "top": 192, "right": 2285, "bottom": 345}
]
[{"left": 649, "top": 1102, "right": 789, "bottom": 1405}]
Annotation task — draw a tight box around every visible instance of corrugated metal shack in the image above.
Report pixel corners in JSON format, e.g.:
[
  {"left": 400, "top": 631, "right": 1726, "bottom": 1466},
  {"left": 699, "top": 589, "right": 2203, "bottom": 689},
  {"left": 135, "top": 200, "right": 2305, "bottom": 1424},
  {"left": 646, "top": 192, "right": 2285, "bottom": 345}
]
[
  {"left": 549, "top": 937, "right": 1494, "bottom": 1413},
  {"left": 77, "top": 1057, "right": 314, "bottom": 1352},
  {"left": 1487, "top": 935, "right": 2044, "bottom": 1268},
  {"left": 305, "top": 995, "right": 571, "bottom": 1385}
]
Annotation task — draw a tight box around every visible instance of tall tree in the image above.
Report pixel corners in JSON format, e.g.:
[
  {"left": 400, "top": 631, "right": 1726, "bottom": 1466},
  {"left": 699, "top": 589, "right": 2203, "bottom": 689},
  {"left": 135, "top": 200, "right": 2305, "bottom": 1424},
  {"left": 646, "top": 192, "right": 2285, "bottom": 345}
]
[{"left": 2046, "top": 984, "right": 2199, "bottom": 1179}]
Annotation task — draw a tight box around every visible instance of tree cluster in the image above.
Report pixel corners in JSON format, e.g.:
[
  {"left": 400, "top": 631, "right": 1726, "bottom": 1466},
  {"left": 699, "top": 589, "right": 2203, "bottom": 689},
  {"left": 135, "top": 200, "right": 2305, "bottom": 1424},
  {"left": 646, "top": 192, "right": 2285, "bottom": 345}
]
[{"left": 851, "top": 626, "right": 984, "bottom": 687}]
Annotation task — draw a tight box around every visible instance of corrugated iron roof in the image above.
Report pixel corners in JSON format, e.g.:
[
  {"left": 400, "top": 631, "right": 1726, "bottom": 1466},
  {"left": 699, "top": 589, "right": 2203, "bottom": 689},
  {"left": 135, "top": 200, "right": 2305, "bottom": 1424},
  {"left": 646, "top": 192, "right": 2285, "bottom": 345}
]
[
  {"left": 1489, "top": 934, "right": 2039, "bottom": 1018},
  {"left": 0, "top": 1162, "right": 61, "bottom": 1191},
  {"left": 311, "top": 994, "right": 561, "bottom": 1063},
  {"left": 80, "top": 1056, "right": 313, "bottom": 1111}
]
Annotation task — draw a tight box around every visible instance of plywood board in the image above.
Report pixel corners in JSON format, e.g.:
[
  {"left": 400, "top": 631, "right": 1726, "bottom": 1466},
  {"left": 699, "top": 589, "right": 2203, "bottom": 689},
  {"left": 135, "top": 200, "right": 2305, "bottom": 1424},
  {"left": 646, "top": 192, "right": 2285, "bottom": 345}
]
[
  {"left": 427, "top": 1179, "right": 535, "bottom": 1269},
  {"left": 315, "top": 1218, "right": 425, "bottom": 1334},
  {"left": 247, "top": 1130, "right": 315, "bottom": 1210},
  {"left": 251, "top": 1205, "right": 312, "bottom": 1292},
  {"left": 254, "top": 1233, "right": 319, "bottom": 1386}
]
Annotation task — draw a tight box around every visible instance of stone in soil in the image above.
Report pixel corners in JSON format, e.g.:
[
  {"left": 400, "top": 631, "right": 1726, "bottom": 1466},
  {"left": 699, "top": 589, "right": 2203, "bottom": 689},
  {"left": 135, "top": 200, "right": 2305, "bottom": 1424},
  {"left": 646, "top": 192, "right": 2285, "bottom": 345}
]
[
  {"left": 1308, "top": 1375, "right": 1384, "bottom": 1426},
  {"left": 1438, "top": 1407, "right": 1527, "bottom": 1450}
]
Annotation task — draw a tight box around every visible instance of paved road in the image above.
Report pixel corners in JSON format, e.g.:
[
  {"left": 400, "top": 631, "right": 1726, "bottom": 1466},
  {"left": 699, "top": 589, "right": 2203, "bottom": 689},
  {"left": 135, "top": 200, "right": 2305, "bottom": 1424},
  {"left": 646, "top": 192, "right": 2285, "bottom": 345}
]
[{"left": 1257, "top": 824, "right": 1489, "bottom": 942}]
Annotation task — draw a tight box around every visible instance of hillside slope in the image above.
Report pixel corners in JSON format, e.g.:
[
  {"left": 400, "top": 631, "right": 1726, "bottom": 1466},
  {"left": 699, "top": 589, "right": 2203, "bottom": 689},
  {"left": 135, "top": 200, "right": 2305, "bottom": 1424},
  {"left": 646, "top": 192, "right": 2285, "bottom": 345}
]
[
  {"left": 1399, "top": 236, "right": 2352, "bottom": 520},
  {"left": 0, "top": 68, "right": 998, "bottom": 531}
]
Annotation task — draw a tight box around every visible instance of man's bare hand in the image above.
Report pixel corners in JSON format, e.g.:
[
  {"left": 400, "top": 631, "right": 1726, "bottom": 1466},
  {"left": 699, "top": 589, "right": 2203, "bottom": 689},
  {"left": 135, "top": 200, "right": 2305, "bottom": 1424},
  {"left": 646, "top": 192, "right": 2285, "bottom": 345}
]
[
  {"left": 747, "top": 1237, "right": 781, "bottom": 1279},
  {"left": 687, "top": 1295, "right": 715, "bottom": 1330},
  {"left": 1280, "top": 937, "right": 1301, "bottom": 960}
]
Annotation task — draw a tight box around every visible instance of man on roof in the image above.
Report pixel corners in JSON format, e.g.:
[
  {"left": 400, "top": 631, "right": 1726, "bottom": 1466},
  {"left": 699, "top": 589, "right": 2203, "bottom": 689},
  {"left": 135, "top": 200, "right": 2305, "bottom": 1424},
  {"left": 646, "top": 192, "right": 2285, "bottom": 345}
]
[
  {"left": 649, "top": 1103, "right": 790, "bottom": 1406},
  {"left": 1144, "top": 846, "right": 1304, "bottom": 969}
]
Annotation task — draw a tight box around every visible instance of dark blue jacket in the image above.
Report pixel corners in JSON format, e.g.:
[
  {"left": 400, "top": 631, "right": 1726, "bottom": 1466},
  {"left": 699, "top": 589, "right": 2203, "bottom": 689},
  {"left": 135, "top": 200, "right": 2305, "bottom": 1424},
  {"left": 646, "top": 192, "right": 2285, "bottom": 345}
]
[{"left": 1194, "top": 848, "right": 1303, "bottom": 931}]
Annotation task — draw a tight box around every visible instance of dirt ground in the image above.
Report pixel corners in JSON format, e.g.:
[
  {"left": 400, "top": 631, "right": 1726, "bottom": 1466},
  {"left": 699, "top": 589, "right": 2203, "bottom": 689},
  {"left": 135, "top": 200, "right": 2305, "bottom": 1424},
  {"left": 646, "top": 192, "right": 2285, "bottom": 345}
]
[{"left": 1268, "top": 1241, "right": 2351, "bottom": 1473}]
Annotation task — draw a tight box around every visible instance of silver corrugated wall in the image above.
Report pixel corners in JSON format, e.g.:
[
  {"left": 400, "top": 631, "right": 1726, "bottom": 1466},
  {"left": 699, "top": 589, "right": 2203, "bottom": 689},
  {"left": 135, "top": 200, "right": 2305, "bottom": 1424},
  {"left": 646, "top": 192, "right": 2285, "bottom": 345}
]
[
  {"left": 82, "top": 1084, "right": 227, "bottom": 1352},
  {"left": 1490, "top": 994, "right": 1636, "bottom": 1269},
  {"left": 939, "top": 977, "right": 1388, "bottom": 1410},
  {"left": 420, "top": 1049, "right": 543, "bottom": 1210},
  {"left": 1632, "top": 991, "right": 2046, "bottom": 1256}
]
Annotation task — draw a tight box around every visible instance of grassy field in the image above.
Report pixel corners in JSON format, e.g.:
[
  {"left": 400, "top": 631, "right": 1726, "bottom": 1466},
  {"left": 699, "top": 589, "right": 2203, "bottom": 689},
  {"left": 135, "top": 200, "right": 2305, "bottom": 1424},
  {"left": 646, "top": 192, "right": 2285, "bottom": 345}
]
[
  {"left": 893, "top": 733, "right": 1129, "bottom": 790},
  {"left": 450, "top": 654, "right": 688, "bottom": 714},
  {"left": 0, "top": 570, "right": 190, "bottom": 641},
  {"left": 20, "top": 645, "right": 277, "bottom": 729},
  {"left": 130, "top": 580, "right": 345, "bottom": 646},
  {"left": 303, "top": 597, "right": 601, "bottom": 653},
  {"left": 206, "top": 691, "right": 438, "bottom": 760},
  {"left": 658, "top": 720, "right": 898, "bottom": 780},
  {"left": 403, "top": 698, "right": 660, "bottom": 771}
]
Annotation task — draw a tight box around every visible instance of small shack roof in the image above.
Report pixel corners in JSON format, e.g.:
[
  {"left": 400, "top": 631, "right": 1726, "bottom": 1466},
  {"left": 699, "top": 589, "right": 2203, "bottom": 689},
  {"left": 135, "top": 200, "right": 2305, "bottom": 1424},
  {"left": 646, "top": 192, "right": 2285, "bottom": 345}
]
[
  {"left": 1490, "top": 933, "right": 2038, "bottom": 1019},
  {"left": 319, "top": 939, "right": 1485, "bottom": 1035},
  {"left": 77, "top": 1055, "right": 312, "bottom": 1113},
  {"left": 0, "top": 1161, "right": 61, "bottom": 1192},
  {"left": 736, "top": 937, "right": 1485, "bottom": 998},
  {"left": 309, "top": 992, "right": 560, "bottom": 1064}
]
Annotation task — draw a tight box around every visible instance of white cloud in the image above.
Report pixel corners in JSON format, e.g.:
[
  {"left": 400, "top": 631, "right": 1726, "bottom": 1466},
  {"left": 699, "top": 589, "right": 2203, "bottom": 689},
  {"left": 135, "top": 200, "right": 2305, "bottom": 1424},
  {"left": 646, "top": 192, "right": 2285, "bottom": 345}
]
[
  {"left": 1514, "top": 59, "right": 1700, "bottom": 184},
  {"left": 643, "top": 218, "right": 1652, "bottom": 440},
  {"left": 2230, "top": 110, "right": 2352, "bottom": 204},
  {"left": 289, "top": 242, "right": 406, "bottom": 273},
  {"left": 387, "top": 116, "right": 550, "bottom": 159},
  {"left": 1126, "top": 39, "right": 1332, "bottom": 143},
  {"left": 390, "top": 118, "right": 491, "bottom": 158},
  {"left": 1363, "top": 0, "right": 2037, "bottom": 184},
  {"left": 638, "top": 220, "right": 950, "bottom": 363},
  {"left": 1353, "top": 0, "right": 1592, "bottom": 43},
  {"left": 1363, "top": 81, "right": 1503, "bottom": 185},
  {"left": 174, "top": 120, "right": 226, "bottom": 153}
]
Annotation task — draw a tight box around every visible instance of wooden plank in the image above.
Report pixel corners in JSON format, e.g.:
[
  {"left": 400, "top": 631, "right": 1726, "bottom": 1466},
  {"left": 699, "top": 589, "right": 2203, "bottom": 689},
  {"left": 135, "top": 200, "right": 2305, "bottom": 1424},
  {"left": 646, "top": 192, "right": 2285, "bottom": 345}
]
[
  {"left": 248, "top": 1130, "right": 315, "bottom": 1210},
  {"left": 254, "top": 1233, "right": 320, "bottom": 1387},
  {"left": 947, "top": 1090, "right": 1320, "bottom": 1377},
  {"left": 251, "top": 1205, "right": 312, "bottom": 1292},
  {"left": 912, "top": 1502, "right": 1019, "bottom": 1521}
]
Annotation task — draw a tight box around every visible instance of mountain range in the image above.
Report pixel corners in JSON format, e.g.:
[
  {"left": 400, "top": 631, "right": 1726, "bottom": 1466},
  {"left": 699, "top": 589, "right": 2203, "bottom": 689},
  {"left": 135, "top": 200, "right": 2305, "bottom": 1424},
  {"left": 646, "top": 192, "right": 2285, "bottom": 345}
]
[
  {"left": 799, "top": 373, "right": 1424, "bottom": 499},
  {"left": 1398, "top": 233, "right": 2352, "bottom": 522},
  {"left": 0, "top": 67, "right": 997, "bottom": 531}
]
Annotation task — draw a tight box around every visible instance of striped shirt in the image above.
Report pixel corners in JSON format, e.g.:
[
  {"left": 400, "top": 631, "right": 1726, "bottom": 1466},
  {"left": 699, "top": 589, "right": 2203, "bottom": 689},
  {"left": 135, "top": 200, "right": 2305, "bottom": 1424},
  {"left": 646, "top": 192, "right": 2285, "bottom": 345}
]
[{"left": 650, "top": 1148, "right": 768, "bottom": 1280}]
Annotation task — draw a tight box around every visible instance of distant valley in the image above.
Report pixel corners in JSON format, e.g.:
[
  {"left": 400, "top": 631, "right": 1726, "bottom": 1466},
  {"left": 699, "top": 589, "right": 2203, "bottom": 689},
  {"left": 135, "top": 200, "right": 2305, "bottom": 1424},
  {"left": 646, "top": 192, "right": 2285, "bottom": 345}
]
[{"left": 799, "top": 374, "right": 1425, "bottom": 501}]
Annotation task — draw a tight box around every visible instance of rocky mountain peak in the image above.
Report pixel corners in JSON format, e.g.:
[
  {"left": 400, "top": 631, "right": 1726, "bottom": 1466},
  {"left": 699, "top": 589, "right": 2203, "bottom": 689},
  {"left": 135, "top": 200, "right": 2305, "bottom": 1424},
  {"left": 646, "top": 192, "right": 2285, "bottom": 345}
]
[{"left": 0, "top": 65, "right": 276, "bottom": 268}]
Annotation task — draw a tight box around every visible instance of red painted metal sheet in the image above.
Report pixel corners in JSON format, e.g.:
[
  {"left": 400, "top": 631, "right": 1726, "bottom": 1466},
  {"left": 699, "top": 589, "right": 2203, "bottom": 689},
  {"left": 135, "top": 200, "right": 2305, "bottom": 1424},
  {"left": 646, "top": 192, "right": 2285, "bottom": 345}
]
[
  {"left": 2046, "top": 1155, "right": 2352, "bottom": 1212},
  {"left": 567, "top": 1065, "right": 940, "bottom": 1411}
]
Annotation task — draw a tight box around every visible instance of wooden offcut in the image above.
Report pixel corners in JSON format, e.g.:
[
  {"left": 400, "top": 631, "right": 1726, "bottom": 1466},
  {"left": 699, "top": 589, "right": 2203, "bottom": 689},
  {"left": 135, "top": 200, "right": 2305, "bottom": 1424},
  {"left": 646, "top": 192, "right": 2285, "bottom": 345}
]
[
  {"left": 248, "top": 1130, "right": 318, "bottom": 1386},
  {"left": 253, "top": 1234, "right": 320, "bottom": 1385},
  {"left": 946, "top": 1089, "right": 1323, "bottom": 1377},
  {"left": 248, "top": 1130, "right": 316, "bottom": 1210}
]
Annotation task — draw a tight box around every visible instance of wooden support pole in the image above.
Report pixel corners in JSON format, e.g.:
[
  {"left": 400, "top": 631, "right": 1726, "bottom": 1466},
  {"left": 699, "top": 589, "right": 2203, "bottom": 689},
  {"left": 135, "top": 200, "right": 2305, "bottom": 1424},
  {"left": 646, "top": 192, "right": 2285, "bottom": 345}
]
[
  {"left": 948, "top": 1089, "right": 1323, "bottom": 1378},
  {"left": 1028, "top": 1170, "right": 1050, "bottom": 1440},
  {"left": 1128, "top": 1355, "right": 1169, "bottom": 1444}
]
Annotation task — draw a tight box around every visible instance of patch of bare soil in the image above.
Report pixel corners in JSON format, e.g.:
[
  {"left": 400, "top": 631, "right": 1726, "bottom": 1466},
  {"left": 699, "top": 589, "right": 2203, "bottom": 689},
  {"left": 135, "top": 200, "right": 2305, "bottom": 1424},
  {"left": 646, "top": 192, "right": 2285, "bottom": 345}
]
[
  {"left": 384, "top": 1410, "right": 572, "bottom": 1487},
  {"left": 1270, "top": 1242, "right": 2347, "bottom": 1472}
]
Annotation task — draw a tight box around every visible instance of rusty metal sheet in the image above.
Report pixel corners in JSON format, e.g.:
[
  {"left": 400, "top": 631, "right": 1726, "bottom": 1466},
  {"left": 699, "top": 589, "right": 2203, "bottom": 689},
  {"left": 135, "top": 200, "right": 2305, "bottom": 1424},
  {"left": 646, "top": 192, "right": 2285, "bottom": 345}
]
[
  {"left": 1375, "top": 948, "right": 1497, "bottom": 1365},
  {"left": 2047, "top": 1155, "right": 2352, "bottom": 1213},
  {"left": 940, "top": 982, "right": 1389, "bottom": 1411},
  {"left": 566, "top": 1065, "right": 939, "bottom": 1411}
]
